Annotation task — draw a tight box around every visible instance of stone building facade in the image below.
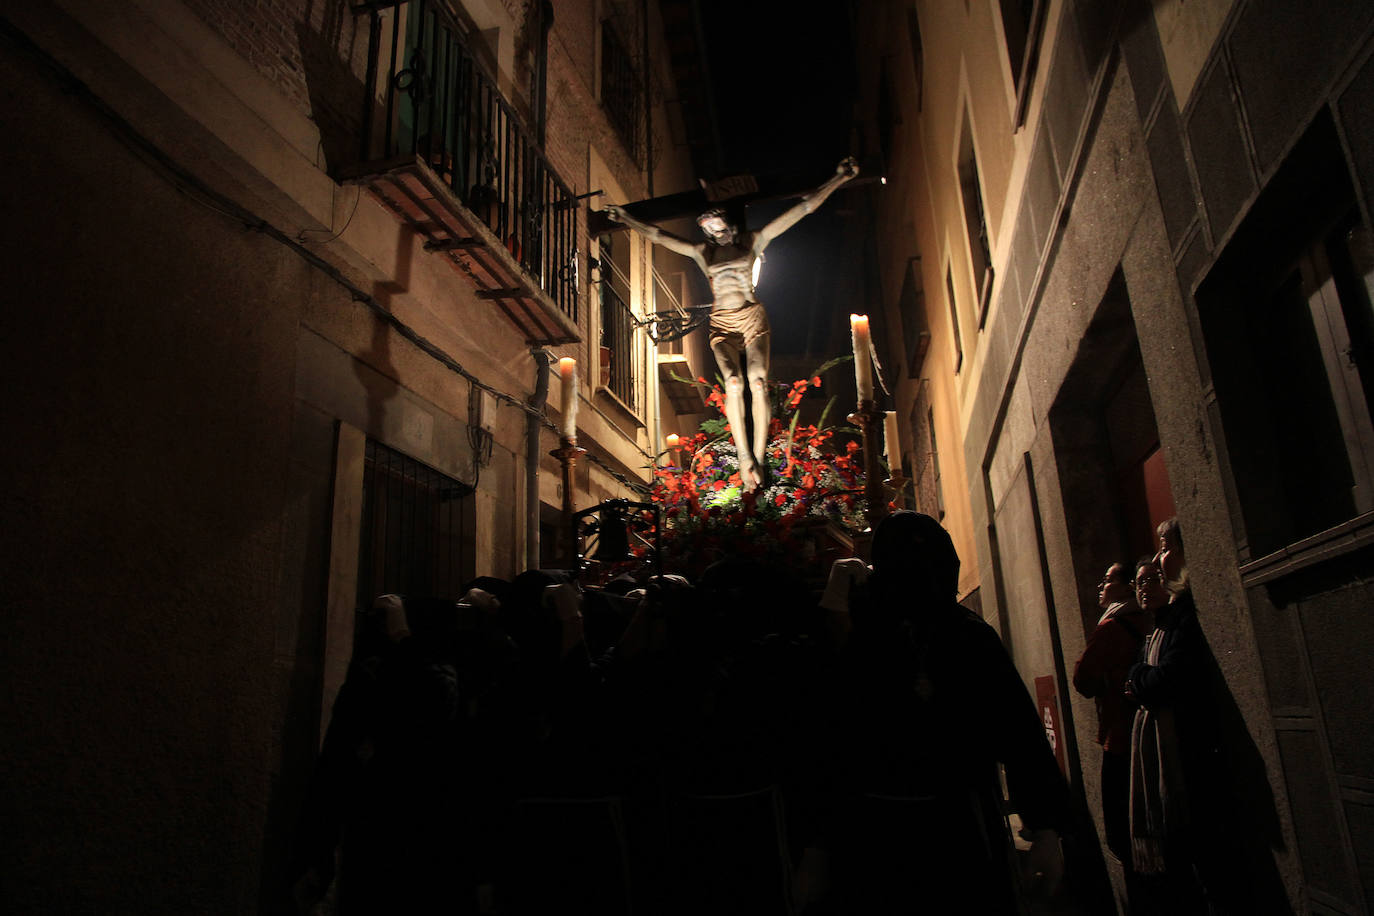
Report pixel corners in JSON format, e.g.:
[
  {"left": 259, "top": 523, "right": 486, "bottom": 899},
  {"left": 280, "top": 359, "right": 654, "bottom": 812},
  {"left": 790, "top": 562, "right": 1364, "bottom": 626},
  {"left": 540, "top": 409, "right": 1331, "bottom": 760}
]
[
  {"left": 0, "top": 0, "right": 705, "bottom": 910},
  {"left": 857, "top": 0, "right": 1374, "bottom": 911}
]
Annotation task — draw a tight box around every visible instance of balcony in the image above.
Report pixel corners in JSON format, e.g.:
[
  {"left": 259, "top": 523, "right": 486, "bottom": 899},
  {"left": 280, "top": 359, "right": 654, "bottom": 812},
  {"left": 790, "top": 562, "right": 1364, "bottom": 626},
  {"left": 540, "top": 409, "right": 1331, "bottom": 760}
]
[{"left": 343, "top": 0, "right": 580, "bottom": 344}]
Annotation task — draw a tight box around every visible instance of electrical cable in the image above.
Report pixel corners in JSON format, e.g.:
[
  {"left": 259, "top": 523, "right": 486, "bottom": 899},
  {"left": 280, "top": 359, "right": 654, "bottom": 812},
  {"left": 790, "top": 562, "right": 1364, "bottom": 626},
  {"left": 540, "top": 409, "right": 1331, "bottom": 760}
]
[{"left": 1, "top": 14, "right": 652, "bottom": 496}]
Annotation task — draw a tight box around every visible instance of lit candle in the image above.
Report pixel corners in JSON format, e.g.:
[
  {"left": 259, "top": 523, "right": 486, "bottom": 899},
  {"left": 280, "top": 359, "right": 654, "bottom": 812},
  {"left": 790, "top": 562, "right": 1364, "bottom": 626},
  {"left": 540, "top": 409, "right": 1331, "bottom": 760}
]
[
  {"left": 851, "top": 314, "right": 874, "bottom": 402},
  {"left": 883, "top": 410, "right": 901, "bottom": 462},
  {"left": 666, "top": 433, "right": 680, "bottom": 450},
  {"left": 559, "top": 357, "right": 578, "bottom": 441},
  {"left": 665, "top": 433, "right": 680, "bottom": 468}
]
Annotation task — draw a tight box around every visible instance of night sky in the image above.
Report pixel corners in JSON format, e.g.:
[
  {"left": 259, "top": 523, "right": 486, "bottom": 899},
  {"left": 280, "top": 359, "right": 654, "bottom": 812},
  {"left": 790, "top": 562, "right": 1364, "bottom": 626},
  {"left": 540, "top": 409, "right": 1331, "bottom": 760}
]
[
  {"left": 699, "top": 0, "right": 858, "bottom": 178},
  {"left": 691, "top": 0, "right": 864, "bottom": 358}
]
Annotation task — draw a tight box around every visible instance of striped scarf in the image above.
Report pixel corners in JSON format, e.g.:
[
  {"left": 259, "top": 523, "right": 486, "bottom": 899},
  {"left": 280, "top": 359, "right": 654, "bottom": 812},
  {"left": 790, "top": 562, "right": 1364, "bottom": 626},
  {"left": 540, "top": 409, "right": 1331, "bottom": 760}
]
[{"left": 1129, "top": 628, "right": 1190, "bottom": 874}]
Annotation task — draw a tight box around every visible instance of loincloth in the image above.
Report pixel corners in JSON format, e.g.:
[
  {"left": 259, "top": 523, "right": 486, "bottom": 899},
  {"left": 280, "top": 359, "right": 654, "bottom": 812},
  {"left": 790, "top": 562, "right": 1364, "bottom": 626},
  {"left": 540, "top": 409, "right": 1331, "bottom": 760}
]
[{"left": 709, "top": 300, "right": 771, "bottom": 350}]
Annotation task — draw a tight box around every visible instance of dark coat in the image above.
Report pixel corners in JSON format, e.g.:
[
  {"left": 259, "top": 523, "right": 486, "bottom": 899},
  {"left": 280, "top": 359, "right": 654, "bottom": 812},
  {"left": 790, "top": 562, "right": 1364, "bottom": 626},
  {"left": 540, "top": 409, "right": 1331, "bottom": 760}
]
[
  {"left": 1074, "top": 601, "right": 1148, "bottom": 753},
  {"left": 822, "top": 589, "right": 1071, "bottom": 913}
]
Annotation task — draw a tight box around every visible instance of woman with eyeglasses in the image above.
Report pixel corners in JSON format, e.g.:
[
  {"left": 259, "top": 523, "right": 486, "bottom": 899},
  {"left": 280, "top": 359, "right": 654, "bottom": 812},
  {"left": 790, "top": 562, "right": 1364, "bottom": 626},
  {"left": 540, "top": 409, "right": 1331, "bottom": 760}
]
[{"left": 1124, "top": 520, "right": 1235, "bottom": 913}]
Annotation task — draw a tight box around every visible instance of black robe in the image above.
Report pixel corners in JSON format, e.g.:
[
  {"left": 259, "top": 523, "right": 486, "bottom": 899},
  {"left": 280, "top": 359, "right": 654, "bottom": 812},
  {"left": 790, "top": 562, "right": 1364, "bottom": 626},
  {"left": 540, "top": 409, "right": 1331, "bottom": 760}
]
[{"left": 821, "top": 590, "right": 1070, "bottom": 913}]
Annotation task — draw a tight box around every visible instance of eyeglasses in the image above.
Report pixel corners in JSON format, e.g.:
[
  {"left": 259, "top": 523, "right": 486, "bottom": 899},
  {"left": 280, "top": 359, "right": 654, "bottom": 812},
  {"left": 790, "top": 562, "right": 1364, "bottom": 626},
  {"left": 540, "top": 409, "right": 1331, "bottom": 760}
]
[{"left": 1134, "top": 573, "right": 1162, "bottom": 586}]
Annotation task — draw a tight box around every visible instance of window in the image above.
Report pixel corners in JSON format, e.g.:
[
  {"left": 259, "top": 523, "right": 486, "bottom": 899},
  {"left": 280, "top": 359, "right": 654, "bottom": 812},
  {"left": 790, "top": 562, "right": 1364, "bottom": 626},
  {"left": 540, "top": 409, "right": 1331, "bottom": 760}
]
[
  {"left": 355, "top": 439, "right": 474, "bottom": 611},
  {"left": 957, "top": 110, "right": 994, "bottom": 324},
  {"left": 899, "top": 257, "right": 931, "bottom": 379},
  {"left": 599, "top": 229, "right": 638, "bottom": 411},
  {"left": 910, "top": 393, "right": 946, "bottom": 520},
  {"left": 946, "top": 263, "right": 964, "bottom": 373},
  {"left": 907, "top": 7, "right": 924, "bottom": 112},
  {"left": 1197, "top": 113, "right": 1374, "bottom": 560},
  {"left": 600, "top": 19, "right": 642, "bottom": 162},
  {"left": 998, "top": 0, "right": 1046, "bottom": 127}
]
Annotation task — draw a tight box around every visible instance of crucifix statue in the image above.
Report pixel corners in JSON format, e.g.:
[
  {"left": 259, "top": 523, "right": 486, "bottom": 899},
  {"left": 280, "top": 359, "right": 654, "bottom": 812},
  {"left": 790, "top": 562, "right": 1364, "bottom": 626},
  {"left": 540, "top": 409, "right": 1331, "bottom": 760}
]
[{"left": 604, "top": 156, "right": 859, "bottom": 490}]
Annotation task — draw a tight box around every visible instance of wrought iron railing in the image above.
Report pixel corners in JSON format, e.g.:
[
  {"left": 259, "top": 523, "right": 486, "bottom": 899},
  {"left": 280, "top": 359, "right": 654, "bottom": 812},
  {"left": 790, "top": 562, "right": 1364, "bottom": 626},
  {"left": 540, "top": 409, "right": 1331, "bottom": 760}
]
[
  {"left": 358, "top": 0, "right": 580, "bottom": 321},
  {"left": 600, "top": 280, "right": 639, "bottom": 413}
]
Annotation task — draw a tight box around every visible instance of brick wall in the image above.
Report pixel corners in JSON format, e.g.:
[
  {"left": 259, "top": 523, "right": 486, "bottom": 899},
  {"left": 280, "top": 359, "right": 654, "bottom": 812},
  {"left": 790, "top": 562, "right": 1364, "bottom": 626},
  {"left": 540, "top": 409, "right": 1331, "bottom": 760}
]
[{"left": 182, "top": 0, "right": 369, "bottom": 161}]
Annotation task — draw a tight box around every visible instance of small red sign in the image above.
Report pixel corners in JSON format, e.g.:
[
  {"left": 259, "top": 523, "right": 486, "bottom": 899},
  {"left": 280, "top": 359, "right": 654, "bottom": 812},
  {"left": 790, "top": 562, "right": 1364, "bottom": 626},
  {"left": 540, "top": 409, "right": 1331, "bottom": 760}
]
[{"left": 1034, "top": 675, "right": 1068, "bottom": 777}]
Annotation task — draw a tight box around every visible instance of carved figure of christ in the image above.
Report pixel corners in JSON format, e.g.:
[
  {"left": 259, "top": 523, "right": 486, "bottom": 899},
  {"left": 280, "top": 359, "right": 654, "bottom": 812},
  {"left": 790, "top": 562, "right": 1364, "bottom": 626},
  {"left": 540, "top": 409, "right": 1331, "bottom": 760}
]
[{"left": 604, "top": 157, "right": 859, "bottom": 490}]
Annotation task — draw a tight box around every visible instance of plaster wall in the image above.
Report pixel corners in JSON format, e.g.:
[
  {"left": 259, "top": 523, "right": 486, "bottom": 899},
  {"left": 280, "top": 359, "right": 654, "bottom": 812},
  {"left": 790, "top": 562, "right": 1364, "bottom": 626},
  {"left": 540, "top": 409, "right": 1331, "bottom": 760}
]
[
  {"left": 0, "top": 0, "right": 694, "bottom": 911},
  {"left": 852, "top": 1, "right": 982, "bottom": 599},
  {"left": 0, "top": 40, "right": 310, "bottom": 910},
  {"left": 954, "top": 14, "right": 1305, "bottom": 911}
]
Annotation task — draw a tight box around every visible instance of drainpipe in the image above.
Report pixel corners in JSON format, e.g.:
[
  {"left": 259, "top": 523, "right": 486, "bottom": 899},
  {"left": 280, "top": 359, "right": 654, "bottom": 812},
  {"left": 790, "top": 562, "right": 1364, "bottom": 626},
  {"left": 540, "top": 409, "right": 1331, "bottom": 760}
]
[
  {"left": 526, "top": 348, "right": 552, "bottom": 569},
  {"left": 641, "top": 0, "right": 652, "bottom": 196}
]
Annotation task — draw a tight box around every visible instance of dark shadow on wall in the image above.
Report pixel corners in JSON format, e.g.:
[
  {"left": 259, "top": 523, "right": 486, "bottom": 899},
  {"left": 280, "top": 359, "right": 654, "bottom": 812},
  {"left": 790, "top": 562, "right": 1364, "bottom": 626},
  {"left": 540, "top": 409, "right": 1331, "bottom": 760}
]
[
  {"left": 296, "top": 0, "right": 367, "bottom": 174},
  {"left": 256, "top": 404, "right": 339, "bottom": 915},
  {"left": 1190, "top": 624, "right": 1290, "bottom": 913},
  {"left": 361, "top": 223, "right": 414, "bottom": 442}
]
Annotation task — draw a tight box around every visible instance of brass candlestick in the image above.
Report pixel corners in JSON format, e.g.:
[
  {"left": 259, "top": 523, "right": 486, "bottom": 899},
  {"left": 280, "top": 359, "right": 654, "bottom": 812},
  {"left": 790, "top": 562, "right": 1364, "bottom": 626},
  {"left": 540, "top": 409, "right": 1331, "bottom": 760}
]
[
  {"left": 847, "top": 399, "right": 890, "bottom": 530},
  {"left": 551, "top": 437, "right": 586, "bottom": 566}
]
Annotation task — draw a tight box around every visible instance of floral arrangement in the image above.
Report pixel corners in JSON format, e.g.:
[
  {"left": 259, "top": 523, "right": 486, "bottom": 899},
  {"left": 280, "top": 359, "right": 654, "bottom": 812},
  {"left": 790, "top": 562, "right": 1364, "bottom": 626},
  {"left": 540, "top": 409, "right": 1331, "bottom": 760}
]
[{"left": 643, "top": 358, "right": 869, "bottom": 579}]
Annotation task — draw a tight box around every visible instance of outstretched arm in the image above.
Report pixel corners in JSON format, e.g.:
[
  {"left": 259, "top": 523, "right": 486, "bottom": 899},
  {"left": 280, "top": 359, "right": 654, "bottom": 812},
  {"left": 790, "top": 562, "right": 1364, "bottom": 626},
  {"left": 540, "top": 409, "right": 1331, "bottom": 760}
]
[
  {"left": 602, "top": 205, "right": 704, "bottom": 266},
  {"left": 755, "top": 157, "right": 859, "bottom": 250}
]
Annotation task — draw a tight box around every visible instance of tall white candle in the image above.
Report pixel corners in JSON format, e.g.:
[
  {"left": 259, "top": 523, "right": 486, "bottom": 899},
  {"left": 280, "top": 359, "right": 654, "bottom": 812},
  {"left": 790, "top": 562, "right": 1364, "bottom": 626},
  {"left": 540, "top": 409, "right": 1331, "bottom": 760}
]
[
  {"left": 559, "top": 357, "right": 578, "bottom": 441},
  {"left": 884, "top": 410, "right": 901, "bottom": 462},
  {"left": 851, "top": 314, "right": 874, "bottom": 402}
]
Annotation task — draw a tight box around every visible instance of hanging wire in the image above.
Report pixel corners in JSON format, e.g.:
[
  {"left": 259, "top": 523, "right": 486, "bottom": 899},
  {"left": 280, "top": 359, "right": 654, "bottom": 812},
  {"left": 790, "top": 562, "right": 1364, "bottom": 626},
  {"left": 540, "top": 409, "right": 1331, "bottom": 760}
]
[{"left": 0, "top": 19, "right": 653, "bottom": 497}]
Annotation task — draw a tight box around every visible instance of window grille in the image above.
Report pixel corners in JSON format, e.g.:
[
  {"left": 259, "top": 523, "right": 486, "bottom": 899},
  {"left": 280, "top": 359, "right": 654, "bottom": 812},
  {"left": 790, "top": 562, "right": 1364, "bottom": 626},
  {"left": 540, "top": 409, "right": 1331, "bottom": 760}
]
[
  {"left": 601, "top": 280, "right": 639, "bottom": 412},
  {"left": 957, "top": 112, "right": 994, "bottom": 323},
  {"left": 907, "top": 8, "right": 924, "bottom": 112},
  {"left": 355, "top": 439, "right": 474, "bottom": 611},
  {"left": 999, "top": 0, "right": 1046, "bottom": 127},
  {"left": 600, "top": 19, "right": 643, "bottom": 162},
  {"left": 899, "top": 257, "right": 930, "bottom": 379},
  {"left": 946, "top": 264, "right": 963, "bottom": 373},
  {"left": 909, "top": 393, "right": 945, "bottom": 520}
]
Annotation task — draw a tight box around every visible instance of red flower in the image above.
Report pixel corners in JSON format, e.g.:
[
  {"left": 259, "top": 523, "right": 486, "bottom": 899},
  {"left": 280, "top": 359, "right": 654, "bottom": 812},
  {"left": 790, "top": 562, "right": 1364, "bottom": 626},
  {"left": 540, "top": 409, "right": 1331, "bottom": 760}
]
[
  {"left": 811, "top": 376, "right": 822, "bottom": 387},
  {"left": 774, "top": 492, "right": 787, "bottom": 507},
  {"left": 712, "top": 479, "right": 726, "bottom": 491}
]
